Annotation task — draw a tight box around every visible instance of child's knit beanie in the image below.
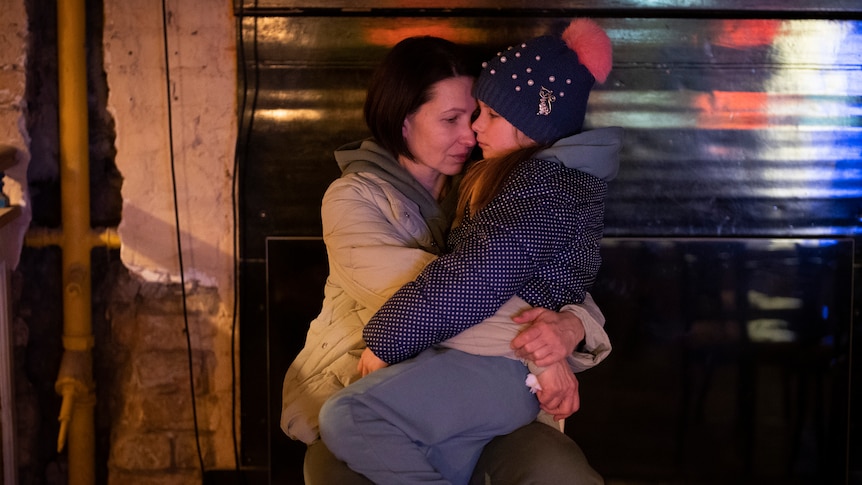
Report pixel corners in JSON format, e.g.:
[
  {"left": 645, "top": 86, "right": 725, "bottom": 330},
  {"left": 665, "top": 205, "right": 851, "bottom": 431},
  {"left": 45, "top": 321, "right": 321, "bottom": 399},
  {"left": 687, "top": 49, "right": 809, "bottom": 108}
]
[{"left": 473, "top": 18, "right": 612, "bottom": 145}]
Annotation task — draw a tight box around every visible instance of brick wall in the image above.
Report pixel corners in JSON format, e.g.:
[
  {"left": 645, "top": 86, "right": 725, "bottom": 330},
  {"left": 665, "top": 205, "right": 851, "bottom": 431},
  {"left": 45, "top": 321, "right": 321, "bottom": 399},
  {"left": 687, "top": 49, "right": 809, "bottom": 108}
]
[{"left": 101, "top": 263, "right": 225, "bottom": 483}]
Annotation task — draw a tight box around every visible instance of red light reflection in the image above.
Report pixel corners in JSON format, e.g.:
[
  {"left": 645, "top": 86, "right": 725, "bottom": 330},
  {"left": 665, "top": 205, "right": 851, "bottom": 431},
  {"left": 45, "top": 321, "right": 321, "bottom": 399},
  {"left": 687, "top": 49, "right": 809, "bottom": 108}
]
[
  {"left": 694, "top": 91, "right": 770, "bottom": 130},
  {"left": 714, "top": 19, "right": 780, "bottom": 48},
  {"left": 365, "top": 21, "right": 483, "bottom": 47}
]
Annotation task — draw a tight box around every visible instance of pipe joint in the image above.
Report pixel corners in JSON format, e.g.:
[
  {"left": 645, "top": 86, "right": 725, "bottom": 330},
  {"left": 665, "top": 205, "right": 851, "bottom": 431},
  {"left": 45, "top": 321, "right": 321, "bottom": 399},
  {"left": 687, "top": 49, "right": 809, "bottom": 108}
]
[
  {"left": 93, "top": 227, "right": 121, "bottom": 249},
  {"left": 55, "top": 380, "right": 95, "bottom": 453},
  {"left": 55, "top": 349, "right": 94, "bottom": 393},
  {"left": 55, "top": 350, "right": 95, "bottom": 454}
]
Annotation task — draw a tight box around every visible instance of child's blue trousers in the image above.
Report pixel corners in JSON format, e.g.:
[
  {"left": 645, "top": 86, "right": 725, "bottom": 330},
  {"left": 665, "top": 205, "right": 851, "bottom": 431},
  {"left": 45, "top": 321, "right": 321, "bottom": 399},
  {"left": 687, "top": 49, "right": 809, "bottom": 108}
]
[{"left": 319, "top": 347, "right": 540, "bottom": 485}]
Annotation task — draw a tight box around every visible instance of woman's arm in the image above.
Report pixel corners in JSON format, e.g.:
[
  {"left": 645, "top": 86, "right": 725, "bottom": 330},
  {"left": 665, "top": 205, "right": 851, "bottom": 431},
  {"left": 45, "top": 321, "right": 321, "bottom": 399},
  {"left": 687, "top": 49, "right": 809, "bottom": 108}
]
[
  {"left": 556, "top": 293, "right": 612, "bottom": 372},
  {"left": 513, "top": 293, "right": 611, "bottom": 372}
]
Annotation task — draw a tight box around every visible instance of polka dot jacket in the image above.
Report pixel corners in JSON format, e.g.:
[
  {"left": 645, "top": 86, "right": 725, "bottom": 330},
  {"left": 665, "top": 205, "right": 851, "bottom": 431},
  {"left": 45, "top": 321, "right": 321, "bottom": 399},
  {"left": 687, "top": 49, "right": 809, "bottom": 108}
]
[{"left": 364, "top": 154, "right": 607, "bottom": 364}]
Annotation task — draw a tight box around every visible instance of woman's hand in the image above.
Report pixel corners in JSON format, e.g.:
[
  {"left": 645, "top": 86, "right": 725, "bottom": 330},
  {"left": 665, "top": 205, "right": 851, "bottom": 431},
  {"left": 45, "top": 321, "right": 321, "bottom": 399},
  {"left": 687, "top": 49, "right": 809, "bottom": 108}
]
[
  {"left": 534, "top": 361, "right": 581, "bottom": 421},
  {"left": 511, "top": 307, "right": 585, "bottom": 367},
  {"left": 358, "top": 347, "right": 389, "bottom": 376}
]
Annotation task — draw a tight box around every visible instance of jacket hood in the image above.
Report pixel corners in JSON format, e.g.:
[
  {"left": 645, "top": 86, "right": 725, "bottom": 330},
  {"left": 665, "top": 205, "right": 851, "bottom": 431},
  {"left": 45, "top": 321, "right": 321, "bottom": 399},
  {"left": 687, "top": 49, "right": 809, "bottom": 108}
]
[
  {"left": 536, "top": 126, "right": 623, "bottom": 182},
  {"left": 335, "top": 138, "right": 400, "bottom": 175},
  {"left": 334, "top": 139, "right": 458, "bottom": 252}
]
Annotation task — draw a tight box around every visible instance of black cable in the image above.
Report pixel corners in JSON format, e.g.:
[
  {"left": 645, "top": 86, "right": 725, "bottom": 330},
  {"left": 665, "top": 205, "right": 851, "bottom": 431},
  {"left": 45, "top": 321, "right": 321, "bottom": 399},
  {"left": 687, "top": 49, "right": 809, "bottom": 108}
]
[
  {"left": 231, "top": 1, "right": 244, "bottom": 476},
  {"left": 160, "top": 0, "right": 206, "bottom": 475}
]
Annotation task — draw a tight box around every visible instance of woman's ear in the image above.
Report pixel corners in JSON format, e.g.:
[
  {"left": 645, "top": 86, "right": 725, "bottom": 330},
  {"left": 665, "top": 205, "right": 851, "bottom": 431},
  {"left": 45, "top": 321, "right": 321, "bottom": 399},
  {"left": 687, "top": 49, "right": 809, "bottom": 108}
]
[{"left": 402, "top": 116, "right": 411, "bottom": 139}]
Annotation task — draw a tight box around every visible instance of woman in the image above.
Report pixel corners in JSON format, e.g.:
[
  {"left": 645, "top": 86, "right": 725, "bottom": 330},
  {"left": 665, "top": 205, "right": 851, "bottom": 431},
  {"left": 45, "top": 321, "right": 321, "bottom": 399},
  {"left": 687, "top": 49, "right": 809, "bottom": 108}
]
[
  {"left": 319, "top": 19, "right": 620, "bottom": 484},
  {"left": 281, "top": 34, "right": 612, "bottom": 484}
]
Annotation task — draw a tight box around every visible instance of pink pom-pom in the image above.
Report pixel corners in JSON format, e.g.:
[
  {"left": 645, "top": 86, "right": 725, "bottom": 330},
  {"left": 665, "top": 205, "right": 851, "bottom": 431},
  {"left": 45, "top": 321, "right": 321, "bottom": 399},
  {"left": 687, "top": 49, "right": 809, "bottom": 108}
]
[{"left": 562, "top": 18, "right": 612, "bottom": 84}]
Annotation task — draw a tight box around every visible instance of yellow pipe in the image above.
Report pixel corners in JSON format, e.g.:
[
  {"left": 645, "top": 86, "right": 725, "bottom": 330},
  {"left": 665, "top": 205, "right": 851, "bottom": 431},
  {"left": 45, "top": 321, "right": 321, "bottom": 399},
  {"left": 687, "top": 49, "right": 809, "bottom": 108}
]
[
  {"left": 25, "top": 227, "right": 121, "bottom": 249},
  {"left": 56, "top": 0, "right": 95, "bottom": 483},
  {"left": 93, "top": 227, "right": 121, "bottom": 248}
]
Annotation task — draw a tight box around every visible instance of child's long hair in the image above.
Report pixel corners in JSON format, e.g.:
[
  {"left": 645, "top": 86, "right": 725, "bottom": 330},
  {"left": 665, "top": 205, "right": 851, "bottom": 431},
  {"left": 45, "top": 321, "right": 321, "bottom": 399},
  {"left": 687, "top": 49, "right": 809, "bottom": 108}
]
[{"left": 454, "top": 145, "right": 543, "bottom": 227}]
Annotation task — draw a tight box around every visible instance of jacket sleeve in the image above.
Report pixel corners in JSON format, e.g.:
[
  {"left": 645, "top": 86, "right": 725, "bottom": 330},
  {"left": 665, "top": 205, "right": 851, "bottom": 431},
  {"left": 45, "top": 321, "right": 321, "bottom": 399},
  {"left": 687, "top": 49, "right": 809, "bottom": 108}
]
[
  {"left": 522, "top": 291, "right": 612, "bottom": 376},
  {"left": 322, "top": 174, "right": 438, "bottom": 315},
  {"left": 364, "top": 163, "right": 601, "bottom": 364},
  {"left": 559, "top": 292, "right": 612, "bottom": 372}
]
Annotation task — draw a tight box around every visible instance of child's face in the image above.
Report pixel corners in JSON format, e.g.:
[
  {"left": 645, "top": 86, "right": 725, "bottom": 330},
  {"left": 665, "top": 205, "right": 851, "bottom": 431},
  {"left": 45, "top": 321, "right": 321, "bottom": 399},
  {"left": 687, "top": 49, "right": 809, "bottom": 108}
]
[{"left": 472, "top": 101, "right": 535, "bottom": 159}]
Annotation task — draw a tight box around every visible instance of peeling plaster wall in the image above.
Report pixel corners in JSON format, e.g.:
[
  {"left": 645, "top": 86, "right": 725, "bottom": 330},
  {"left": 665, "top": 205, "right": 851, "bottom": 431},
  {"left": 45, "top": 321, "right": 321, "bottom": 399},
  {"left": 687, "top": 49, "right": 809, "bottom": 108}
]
[
  {"left": 104, "top": 1, "right": 236, "bottom": 293},
  {"left": 102, "top": 0, "right": 238, "bottom": 475}
]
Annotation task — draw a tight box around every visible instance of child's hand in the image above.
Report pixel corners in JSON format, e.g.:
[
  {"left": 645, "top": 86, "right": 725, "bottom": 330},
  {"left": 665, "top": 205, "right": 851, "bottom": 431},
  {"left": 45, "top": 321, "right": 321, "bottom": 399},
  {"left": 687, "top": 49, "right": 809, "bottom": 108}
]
[{"left": 358, "top": 347, "right": 389, "bottom": 376}]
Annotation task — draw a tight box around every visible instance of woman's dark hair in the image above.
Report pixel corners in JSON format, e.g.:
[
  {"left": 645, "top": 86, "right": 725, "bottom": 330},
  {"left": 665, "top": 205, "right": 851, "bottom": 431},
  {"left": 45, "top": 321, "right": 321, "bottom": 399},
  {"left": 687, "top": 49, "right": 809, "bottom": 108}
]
[{"left": 364, "top": 36, "right": 480, "bottom": 161}]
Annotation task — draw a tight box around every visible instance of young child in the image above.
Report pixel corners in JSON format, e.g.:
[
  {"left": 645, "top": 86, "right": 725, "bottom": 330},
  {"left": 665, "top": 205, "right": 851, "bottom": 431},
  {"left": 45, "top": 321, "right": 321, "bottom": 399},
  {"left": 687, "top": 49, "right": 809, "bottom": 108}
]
[{"left": 320, "top": 19, "right": 620, "bottom": 484}]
